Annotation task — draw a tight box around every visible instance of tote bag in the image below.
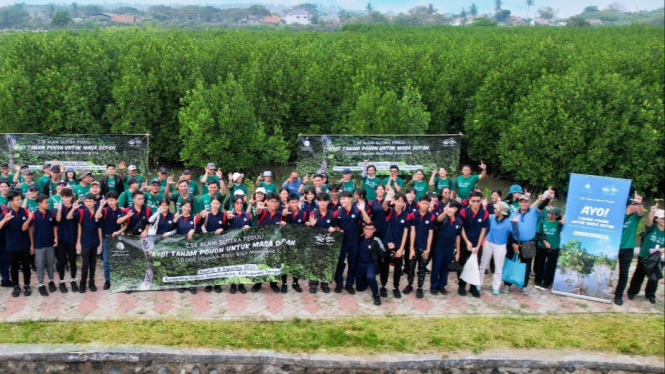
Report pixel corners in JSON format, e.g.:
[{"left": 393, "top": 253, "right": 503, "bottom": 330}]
[{"left": 502, "top": 254, "right": 526, "bottom": 288}]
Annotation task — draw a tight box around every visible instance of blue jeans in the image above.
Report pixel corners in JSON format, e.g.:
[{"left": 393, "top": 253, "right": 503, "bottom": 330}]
[
  {"left": 430, "top": 249, "right": 454, "bottom": 290},
  {"left": 0, "top": 245, "right": 10, "bottom": 281},
  {"left": 102, "top": 238, "right": 110, "bottom": 282},
  {"left": 335, "top": 243, "right": 358, "bottom": 287},
  {"left": 355, "top": 262, "right": 378, "bottom": 297}
]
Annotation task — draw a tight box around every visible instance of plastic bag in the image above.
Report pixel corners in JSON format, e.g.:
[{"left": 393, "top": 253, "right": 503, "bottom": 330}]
[
  {"left": 502, "top": 254, "right": 526, "bottom": 288},
  {"left": 460, "top": 253, "right": 481, "bottom": 286}
]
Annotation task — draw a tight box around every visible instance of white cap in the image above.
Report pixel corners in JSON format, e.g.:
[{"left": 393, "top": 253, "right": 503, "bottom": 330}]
[
  {"left": 655, "top": 209, "right": 665, "bottom": 219},
  {"left": 232, "top": 172, "right": 242, "bottom": 182},
  {"left": 234, "top": 189, "right": 246, "bottom": 196},
  {"left": 128, "top": 165, "right": 137, "bottom": 171},
  {"left": 255, "top": 187, "right": 267, "bottom": 195}
]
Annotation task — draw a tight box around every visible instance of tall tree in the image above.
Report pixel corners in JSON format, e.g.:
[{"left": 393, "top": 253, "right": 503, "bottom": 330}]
[
  {"left": 70, "top": 2, "right": 78, "bottom": 17},
  {"left": 460, "top": 7, "right": 467, "bottom": 18},
  {"left": 366, "top": 2, "right": 373, "bottom": 13},
  {"left": 494, "top": 0, "right": 502, "bottom": 13},
  {"left": 537, "top": 6, "right": 556, "bottom": 20},
  {"left": 469, "top": 3, "right": 478, "bottom": 16},
  {"left": 525, "top": 0, "right": 534, "bottom": 19},
  {"left": 51, "top": 10, "right": 72, "bottom": 26},
  {"left": 427, "top": 3, "right": 437, "bottom": 15}
]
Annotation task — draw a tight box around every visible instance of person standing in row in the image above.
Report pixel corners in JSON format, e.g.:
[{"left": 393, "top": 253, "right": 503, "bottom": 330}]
[
  {"left": 100, "top": 164, "right": 125, "bottom": 196},
  {"left": 383, "top": 165, "right": 404, "bottom": 193},
  {"left": 627, "top": 205, "right": 664, "bottom": 305},
  {"left": 119, "top": 162, "right": 143, "bottom": 191},
  {"left": 361, "top": 160, "right": 381, "bottom": 202},
  {"left": 55, "top": 188, "right": 78, "bottom": 293},
  {"left": 430, "top": 167, "right": 455, "bottom": 198},
  {"left": 410, "top": 170, "right": 429, "bottom": 200},
  {"left": 455, "top": 162, "right": 486, "bottom": 200},
  {"left": 404, "top": 194, "right": 436, "bottom": 298},
  {"left": 380, "top": 190, "right": 409, "bottom": 298},
  {"left": 199, "top": 163, "right": 223, "bottom": 197},
  {"left": 334, "top": 191, "right": 371, "bottom": 294},
  {"left": 95, "top": 192, "right": 127, "bottom": 291},
  {"left": 339, "top": 169, "right": 356, "bottom": 194},
  {"left": 0, "top": 191, "right": 33, "bottom": 297},
  {"left": 458, "top": 190, "right": 489, "bottom": 297},
  {"left": 306, "top": 192, "right": 338, "bottom": 293},
  {"left": 29, "top": 194, "right": 58, "bottom": 297},
  {"left": 67, "top": 194, "right": 102, "bottom": 293},
  {"left": 534, "top": 207, "right": 564, "bottom": 291},
  {"left": 431, "top": 200, "right": 462, "bottom": 295},
  {"left": 614, "top": 193, "right": 645, "bottom": 306},
  {"left": 256, "top": 171, "right": 277, "bottom": 194},
  {"left": 478, "top": 201, "right": 518, "bottom": 296},
  {"left": 253, "top": 193, "right": 284, "bottom": 294}
]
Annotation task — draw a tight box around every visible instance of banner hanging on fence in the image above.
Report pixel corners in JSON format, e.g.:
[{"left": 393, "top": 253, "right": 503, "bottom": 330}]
[
  {"left": 297, "top": 134, "right": 462, "bottom": 176},
  {"left": 108, "top": 225, "right": 342, "bottom": 292},
  {"left": 1, "top": 134, "right": 149, "bottom": 175},
  {"left": 552, "top": 174, "right": 631, "bottom": 303}
]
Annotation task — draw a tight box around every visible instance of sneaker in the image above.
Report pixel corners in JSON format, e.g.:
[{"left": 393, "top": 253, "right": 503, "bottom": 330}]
[
  {"left": 292, "top": 283, "right": 303, "bottom": 293},
  {"left": 614, "top": 297, "right": 624, "bottom": 306},
  {"left": 502, "top": 285, "right": 510, "bottom": 294},
  {"left": 321, "top": 284, "right": 330, "bottom": 293},
  {"left": 238, "top": 284, "right": 246, "bottom": 294},
  {"left": 403, "top": 284, "right": 413, "bottom": 295},
  {"left": 71, "top": 281, "right": 79, "bottom": 293},
  {"left": 189, "top": 287, "right": 197, "bottom": 294},
  {"left": 48, "top": 282, "right": 57, "bottom": 293},
  {"left": 373, "top": 295, "right": 381, "bottom": 306},
  {"left": 270, "top": 283, "right": 280, "bottom": 293},
  {"left": 22, "top": 285, "right": 31, "bottom": 296},
  {"left": 79, "top": 284, "right": 86, "bottom": 293},
  {"left": 648, "top": 297, "right": 656, "bottom": 304},
  {"left": 249, "top": 283, "right": 260, "bottom": 293},
  {"left": 231, "top": 284, "right": 238, "bottom": 294},
  {"left": 281, "top": 284, "right": 288, "bottom": 294},
  {"left": 12, "top": 285, "right": 20, "bottom": 297},
  {"left": 476, "top": 285, "right": 481, "bottom": 292},
  {"left": 89, "top": 282, "right": 97, "bottom": 292},
  {"left": 393, "top": 288, "right": 402, "bottom": 298},
  {"left": 39, "top": 285, "right": 48, "bottom": 297},
  {"left": 492, "top": 289, "right": 499, "bottom": 295},
  {"left": 204, "top": 286, "right": 213, "bottom": 293},
  {"left": 103, "top": 281, "right": 111, "bottom": 290},
  {"left": 178, "top": 288, "right": 186, "bottom": 293},
  {"left": 344, "top": 285, "right": 355, "bottom": 295},
  {"left": 458, "top": 288, "right": 467, "bottom": 296},
  {"left": 534, "top": 285, "right": 546, "bottom": 291},
  {"left": 627, "top": 293, "right": 635, "bottom": 300},
  {"left": 416, "top": 288, "right": 424, "bottom": 298},
  {"left": 430, "top": 288, "right": 440, "bottom": 295},
  {"left": 59, "top": 282, "right": 68, "bottom": 293},
  {"left": 309, "top": 287, "right": 317, "bottom": 294},
  {"left": 521, "top": 287, "right": 529, "bottom": 295},
  {"left": 471, "top": 289, "right": 480, "bottom": 298},
  {"left": 380, "top": 287, "right": 388, "bottom": 298},
  {"left": 31, "top": 264, "right": 37, "bottom": 272},
  {"left": 214, "top": 285, "right": 222, "bottom": 293},
  {"left": 334, "top": 285, "right": 343, "bottom": 293},
  {"left": 124, "top": 291, "right": 131, "bottom": 294},
  {"left": 439, "top": 286, "right": 448, "bottom": 295},
  {"left": 529, "top": 271, "right": 535, "bottom": 278}
]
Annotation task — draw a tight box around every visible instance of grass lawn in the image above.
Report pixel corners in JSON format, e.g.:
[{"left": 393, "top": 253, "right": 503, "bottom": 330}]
[{"left": 1, "top": 314, "right": 662, "bottom": 356}]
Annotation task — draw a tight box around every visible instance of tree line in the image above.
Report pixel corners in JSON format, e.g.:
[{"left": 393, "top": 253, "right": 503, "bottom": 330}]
[{"left": 0, "top": 26, "right": 662, "bottom": 193}]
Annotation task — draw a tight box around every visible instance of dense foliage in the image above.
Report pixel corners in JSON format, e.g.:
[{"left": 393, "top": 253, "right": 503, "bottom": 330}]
[{"left": 0, "top": 26, "right": 662, "bottom": 192}]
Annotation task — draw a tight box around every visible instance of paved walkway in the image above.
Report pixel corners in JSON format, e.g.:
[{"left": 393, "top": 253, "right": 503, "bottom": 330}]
[{"left": 1, "top": 263, "right": 663, "bottom": 322}]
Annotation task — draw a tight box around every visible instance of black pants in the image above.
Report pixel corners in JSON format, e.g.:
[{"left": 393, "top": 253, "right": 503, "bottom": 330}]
[
  {"left": 407, "top": 248, "right": 428, "bottom": 289},
  {"left": 56, "top": 242, "right": 77, "bottom": 281},
  {"left": 627, "top": 256, "right": 659, "bottom": 299},
  {"left": 614, "top": 247, "right": 634, "bottom": 298},
  {"left": 504, "top": 243, "right": 533, "bottom": 288},
  {"left": 80, "top": 247, "right": 97, "bottom": 284},
  {"left": 380, "top": 255, "right": 403, "bottom": 289},
  {"left": 534, "top": 245, "right": 559, "bottom": 288},
  {"left": 8, "top": 248, "right": 31, "bottom": 287},
  {"left": 270, "top": 274, "right": 298, "bottom": 287},
  {"left": 457, "top": 239, "right": 481, "bottom": 290}
]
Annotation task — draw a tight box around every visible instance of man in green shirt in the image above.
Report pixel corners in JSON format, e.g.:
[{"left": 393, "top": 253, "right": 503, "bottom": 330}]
[
  {"left": 144, "top": 178, "right": 166, "bottom": 211},
  {"left": 200, "top": 162, "right": 224, "bottom": 196},
  {"left": 0, "top": 163, "right": 12, "bottom": 184},
  {"left": 256, "top": 171, "right": 277, "bottom": 194},
  {"left": 40, "top": 165, "right": 63, "bottom": 197},
  {"left": 19, "top": 169, "right": 35, "bottom": 198},
  {"left": 198, "top": 180, "right": 223, "bottom": 213},
  {"left": 429, "top": 167, "right": 455, "bottom": 196},
  {"left": 166, "top": 178, "right": 200, "bottom": 214},
  {"left": 361, "top": 160, "right": 381, "bottom": 201},
  {"left": 534, "top": 207, "right": 564, "bottom": 290},
  {"left": 627, "top": 206, "right": 664, "bottom": 304},
  {"left": 181, "top": 170, "right": 199, "bottom": 197},
  {"left": 382, "top": 165, "right": 404, "bottom": 193},
  {"left": 47, "top": 180, "right": 67, "bottom": 211},
  {"left": 0, "top": 181, "right": 9, "bottom": 205},
  {"left": 455, "top": 161, "right": 487, "bottom": 199},
  {"left": 11, "top": 164, "right": 29, "bottom": 185},
  {"left": 156, "top": 167, "right": 171, "bottom": 195},
  {"left": 72, "top": 171, "right": 93, "bottom": 201},
  {"left": 21, "top": 184, "right": 40, "bottom": 212},
  {"left": 410, "top": 169, "right": 429, "bottom": 200},
  {"left": 614, "top": 193, "right": 645, "bottom": 305},
  {"left": 36, "top": 162, "right": 52, "bottom": 189},
  {"left": 119, "top": 161, "right": 143, "bottom": 192},
  {"left": 118, "top": 178, "right": 140, "bottom": 209},
  {"left": 339, "top": 169, "right": 356, "bottom": 194},
  {"left": 298, "top": 173, "right": 328, "bottom": 196}
]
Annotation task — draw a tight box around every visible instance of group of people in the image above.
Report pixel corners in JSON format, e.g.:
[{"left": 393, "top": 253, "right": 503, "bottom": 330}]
[{"left": 0, "top": 159, "right": 662, "bottom": 307}]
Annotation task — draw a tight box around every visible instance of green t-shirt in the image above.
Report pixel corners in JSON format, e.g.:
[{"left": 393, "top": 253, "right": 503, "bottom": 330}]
[
  {"left": 173, "top": 194, "right": 199, "bottom": 214},
  {"left": 619, "top": 213, "right": 641, "bottom": 249},
  {"left": 0, "top": 195, "right": 7, "bottom": 205},
  {"left": 186, "top": 180, "right": 199, "bottom": 197},
  {"left": 158, "top": 179, "right": 170, "bottom": 195},
  {"left": 37, "top": 175, "right": 51, "bottom": 189},
  {"left": 259, "top": 181, "right": 277, "bottom": 194},
  {"left": 230, "top": 184, "right": 248, "bottom": 200},
  {"left": 24, "top": 198, "right": 39, "bottom": 213},
  {"left": 13, "top": 173, "right": 25, "bottom": 184},
  {"left": 44, "top": 180, "right": 58, "bottom": 196},
  {"left": 412, "top": 180, "right": 429, "bottom": 200},
  {"left": 122, "top": 174, "right": 143, "bottom": 191},
  {"left": 382, "top": 177, "right": 405, "bottom": 191},
  {"left": 639, "top": 224, "right": 664, "bottom": 258},
  {"left": 362, "top": 176, "right": 382, "bottom": 201},
  {"left": 68, "top": 179, "right": 78, "bottom": 188},
  {"left": 200, "top": 174, "right": 221, "bottom": 196},
  {"left": 48, "top": 195, "right": 62, "bottom": 211},
  {"left": 455, "top": 174, "right": 480, "bottom": 199},
  {"left": 432, "top": 176, "right": 455, "bottom": 195},
  {"left": 20, "top": 182, "right": 31, "bottom": 198},
  {"left": 107, "top": 176, "right": 118, "bottom": 192},
  {"left": 0, "top": 174, "right": 12, "bottom": 184},
  {"left": 537, "top": 219, "right": 562, "bottom": 249},
  {"left": 72, "top": 183, "right": 91, "bottom": 200},
  {"left": 341, "top": 180, "right": 356, "bottom": 194},
  {"left": 118, "top": 190, "right": 136, "bottom": 209},
  {"left": 198, "top": 192, "right": 223, "bottom": 212},
  {"left": 144, "top": 192, "right": 165, "bottom": 211}
]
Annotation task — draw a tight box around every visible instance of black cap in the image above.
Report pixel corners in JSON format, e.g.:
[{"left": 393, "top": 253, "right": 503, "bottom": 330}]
[
  {"left": 159, "top": 167, "right": 168, "bottom": 173},
  {"left": 50, "top": 165, "right": 61, "bottom": 173},
  {"left": 28, "top": 183, "right": 39, "bottom": 191},
  {"left": 57, "top": 180, "right": 68, "bottom": 185},
  {"left": 20, "top": 164, "right": 29, "bottom": 169},
  {"left": 127, "top": 177, "right": 139, "bottom": 185},
  {"left": 1, "top": 162, "right": 8, "bottom": 167},
  {"left": 183, "top": 169, "right": 191, "bottom": 175}
]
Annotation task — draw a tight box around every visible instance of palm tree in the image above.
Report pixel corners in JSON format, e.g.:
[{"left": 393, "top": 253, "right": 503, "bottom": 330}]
[
  {"left": 460, "top": 7, "right": 467, "bottom": 18},
  {"left": 70, "top": 2, "right": 79, "bottom": 17},
  {"left": 469, "top": 3, "right": 478, "bottom": 16},
  {"left": 427, "top": 3, "right": 437, "bottom": 15},
  {"left": 525, "top": 0, "right": 534, "bottom": 19},
  {"left": 365, "top": 2, "right": 373, "bottom": 14},
  {"left": 494, "top": 0, "right": 502, "bottom": 13}
]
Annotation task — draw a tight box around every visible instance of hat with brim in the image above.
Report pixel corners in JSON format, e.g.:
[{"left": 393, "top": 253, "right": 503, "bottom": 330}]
[
  {"left": 548, "top": 207, "right": 562, "bottom": 216},
  {"left": 518, "top": 195, "right": 531, "bottom": 202},
  {"left": 655, "top": 209, "right": 665, "bottom": 219},
  {"left": 28, "top": 184, "right": 39, "bottom": 191},
  {"left": 57, "top": 180, "right": 68, "bottom": 185},
  {"left": 232, "top": 172, "right": 242, "bottom": 183},
  {"left": 255, "top": 187, "right": 266, "bottom": 195},
  {"left": 234, "top": 189, "right": 246, "bottom": 196},
  {"left": 262, "top": 171, "right": 272, "bottom": 178},
  {"left": 151, "top": 178, "right": 161, "bottom": 185},
  {"left": 509, "top": 184, "right": 524, "bottom": 194},
  {"left": 78, "top": 171, "right": 92, "bottom": 180},
  {"left": 90, "top": 181, "right": 100, "bottom": 186},
  {"left": 206, "top": 162, "right": 216, "bottom": 170},
  {"left": 495, "top": 201, "right": 509, "bottom": 216},
  {"left": 128, "top": 165, "right": 137, "bottom": 171},
  {"left": 342, "top": 168, "right": 351, "bottom": 174}
]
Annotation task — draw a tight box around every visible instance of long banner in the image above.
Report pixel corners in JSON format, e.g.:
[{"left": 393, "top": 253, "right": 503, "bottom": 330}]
[
  {"left": 297, "top": 134, "right": 462, "bottom": 176},
  {"left": 108, "top": 225, "right": 342, "bottom": 292},
  {"left": 552, "top": 174, "right": 631, "bottom": 303},
  {"left": 1, "top": 134, "right": 149, "bottom": 175}
]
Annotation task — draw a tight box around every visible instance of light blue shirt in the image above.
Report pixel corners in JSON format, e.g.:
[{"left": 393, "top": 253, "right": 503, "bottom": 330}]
[
  {"left": 486, "top": 215, "right": 518, "bottom": 245},
  {"left": 282, "top": 178, "right": 302, "bottom": 198},
  {"left": 510, "top": 208, "right": 541, "bottom": 242}
]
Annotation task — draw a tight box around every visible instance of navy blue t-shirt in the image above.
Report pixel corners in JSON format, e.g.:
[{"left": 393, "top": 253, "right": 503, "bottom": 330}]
[
  {"left": 285, "top": 210, "right": 307, "bottom": 225},
  {"left": 155, "top": 212, "right": 175, "bottom": 235},
  {"left": 72, "top": 208, "right": 101, "bottom": 248},
  {"left": 0, "top": 203, "right": 5, "bottom": 249},
  {"left": 31, "top": 209, "right": 56, "bottom": 249},
  {"left": 1, "top": 207, "right": 31, "bottom": 250},
  {"left": 383, "top": 207, "right": 410, "bottom": 249},
  {"left": 436, "top": 216, "right": 462, "bottom": 254},
  {"left": 175, "top": 214, "right": 198, "bottom": 235},
  {"left": 368, "top": 199, "right": 387, "bottom": 235},
  {"left": 57, "top": 204, "right": 78, "bottom": 244},
  {"left": 201, "top": 211, "right": 226, "bottom": 233},
  {"left": 125, "top": 206, "right": 151, "bottom": 236},
  {"left": 336, "top": 205, "right": 363, "bottom": 247},
  {"left": 359, "top": 237, "right": 374, "bottom": 264},
  {"left": 310, "top": 210, "right": 336, "bottom": 230},
  {"left": 100, "top": 207, "right": 126, "bottom": 237},
  {"left": 227, "top": 211, "right": 251, "bottom": 230},
  {"left": 459, "top": 207, "right": 490, "bottom": 245},
  {"left": 301, "top": 201, "right": 318, "bottom": 216},
  {"left": 408, "top": 211, "right": 437, "bottom": 249},
  {"left": 256, "top": 210, "right": 283, "bottom": 226}
]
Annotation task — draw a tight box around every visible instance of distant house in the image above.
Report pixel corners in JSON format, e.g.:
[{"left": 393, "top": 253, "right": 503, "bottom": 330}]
[
  {"left": 530, "top": 18, "right": 550, "bottom": 26},
  {"left": 509, "top": 15, "right": 527, "bottom": 26},
  {"left": 587, "top": 18, "right": 603, "bottom": 25},
  {"left": 319, "top": 13, "right": 341, "bottom": 24},
  {"left": 261, "top": 15, "right": 282, "bottom": 24},
  {"left": 284, "top": 9, "right": 311, "bottom": 25},
  {"left": 111, "top": 14, "right": 140, "bottom": 24}
]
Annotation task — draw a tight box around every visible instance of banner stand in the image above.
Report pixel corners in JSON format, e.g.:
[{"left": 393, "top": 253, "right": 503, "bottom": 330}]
[{"left": 551, "top": 290, "right": 612, "bottom": 304}]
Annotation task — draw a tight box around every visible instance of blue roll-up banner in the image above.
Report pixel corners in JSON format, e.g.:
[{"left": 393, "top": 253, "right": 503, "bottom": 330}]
[{"left": 552, "top": 174, "right": 631, "bottom": 303}]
